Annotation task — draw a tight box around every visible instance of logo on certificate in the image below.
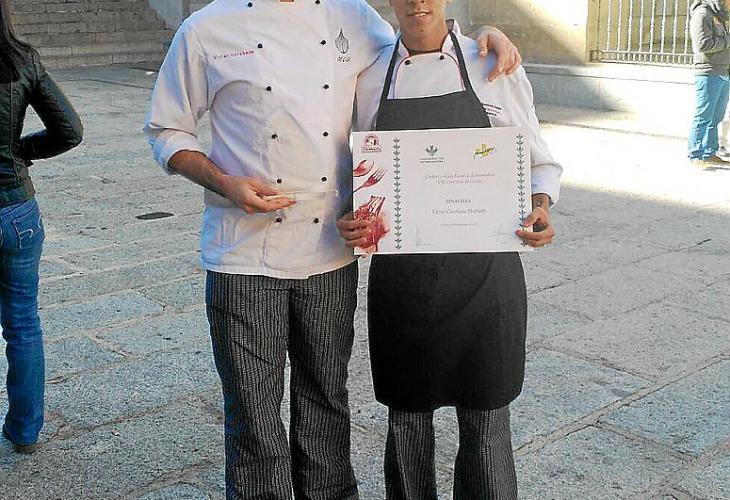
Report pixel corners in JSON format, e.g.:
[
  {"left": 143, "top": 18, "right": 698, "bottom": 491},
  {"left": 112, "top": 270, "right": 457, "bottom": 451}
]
[
  {"left": 474, "top": 144, "right": 496, "bottom": 159},
  {"left": 420, "top": 144, "right": 444, "bottom": 164},
  {"left": 361, "top": 134, "right": 382, "bottom": 153}
]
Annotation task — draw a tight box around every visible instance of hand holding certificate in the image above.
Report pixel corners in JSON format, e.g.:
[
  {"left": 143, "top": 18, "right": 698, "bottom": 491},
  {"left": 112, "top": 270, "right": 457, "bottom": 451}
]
[{"left": 351, "top": 127, "right": 533, "bottom": 255}]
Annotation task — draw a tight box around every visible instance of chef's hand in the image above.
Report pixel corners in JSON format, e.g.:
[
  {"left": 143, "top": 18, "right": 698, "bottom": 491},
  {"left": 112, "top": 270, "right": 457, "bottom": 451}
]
[
  {"left": 475, "top": 26, "right": 522, "bottom": 82},
  {"left": 337, "top": 212, "right": 371, "bottom": 248},
  {"left": 222, "top": 176, "right": 294, "bottom": 214},
  {"left": 167, "top": 151, "right": 294, "bottom": 214},
  {"left": 516, "top": 194, "right": 555, "bottom": 248}
]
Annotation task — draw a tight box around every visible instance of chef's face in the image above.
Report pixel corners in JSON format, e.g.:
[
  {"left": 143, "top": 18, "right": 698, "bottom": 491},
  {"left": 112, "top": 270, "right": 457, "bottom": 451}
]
[{"left": 389, "top": 0, "right": 453, "bottom": 38}]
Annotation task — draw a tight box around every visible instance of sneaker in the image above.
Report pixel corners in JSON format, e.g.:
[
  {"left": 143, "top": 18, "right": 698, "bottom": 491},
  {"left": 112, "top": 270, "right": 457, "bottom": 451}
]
[
  {"left": 718, "top": 146, "right": 729, "bottom": 158},
  {"left": 703, "top": 155, "right": 730, "bottom": 165},
  {"left": 2, "top": 425, "right": 39, "bottom": 454}
]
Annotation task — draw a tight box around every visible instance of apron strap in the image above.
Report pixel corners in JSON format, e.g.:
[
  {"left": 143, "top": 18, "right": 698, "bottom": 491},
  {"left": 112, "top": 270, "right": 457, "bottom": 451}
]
[{"left": 449, "top": 31, "right": 477, "bottom": 96}]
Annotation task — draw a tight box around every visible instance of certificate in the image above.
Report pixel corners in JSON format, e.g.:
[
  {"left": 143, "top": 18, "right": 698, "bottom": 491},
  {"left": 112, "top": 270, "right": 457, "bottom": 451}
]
[{"left": 351, "top": 127, "right": 532, "bottom": 255}]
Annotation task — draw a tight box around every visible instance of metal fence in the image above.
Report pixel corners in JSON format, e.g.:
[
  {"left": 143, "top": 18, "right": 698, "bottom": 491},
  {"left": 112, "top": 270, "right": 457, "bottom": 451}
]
[{"left": 593, "top": 0, "right": 694, "bottom": 65}]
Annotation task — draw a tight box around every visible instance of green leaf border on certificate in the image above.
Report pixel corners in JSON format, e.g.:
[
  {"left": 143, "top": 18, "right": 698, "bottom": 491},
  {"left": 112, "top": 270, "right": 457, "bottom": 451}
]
[
  {"left": 516, "top": 134, "right": 528, "bottom": 247},
  {"left": 393, "top": 138, "right": 403, "bottom": 250}
]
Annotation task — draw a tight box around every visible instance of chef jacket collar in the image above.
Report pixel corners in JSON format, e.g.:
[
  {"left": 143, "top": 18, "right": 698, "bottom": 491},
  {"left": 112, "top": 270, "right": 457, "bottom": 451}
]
[
  {"left": 394, "top": 20, "right": 461, "bottom": 59},
  {"left": 395, "top": 34, "right": 454, "bottom": 59}
]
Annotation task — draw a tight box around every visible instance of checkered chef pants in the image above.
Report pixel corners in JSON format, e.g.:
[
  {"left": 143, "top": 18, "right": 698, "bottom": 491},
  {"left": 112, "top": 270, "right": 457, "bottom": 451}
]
[{"left": 205, "top": 263, "right": 359, "bottom": 500}]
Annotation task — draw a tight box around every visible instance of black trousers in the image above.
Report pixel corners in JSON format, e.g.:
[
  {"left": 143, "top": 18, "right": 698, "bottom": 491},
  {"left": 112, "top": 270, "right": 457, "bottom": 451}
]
[
  {"left": 385, "top": 405, "right": 518, "bottom": 500},
  {"left": 205, "top": 263, "right": 359, "bottom": 500}
]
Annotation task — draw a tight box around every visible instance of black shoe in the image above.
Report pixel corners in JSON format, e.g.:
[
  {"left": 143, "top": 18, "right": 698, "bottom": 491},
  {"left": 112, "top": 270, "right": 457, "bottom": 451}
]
[{"left": 2, "top": 425, "right": 39, "bottom": 454}]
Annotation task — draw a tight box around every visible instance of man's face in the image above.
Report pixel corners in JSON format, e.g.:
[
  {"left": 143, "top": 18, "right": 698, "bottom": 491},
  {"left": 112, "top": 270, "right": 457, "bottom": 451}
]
[{"left": 389, "top": 0, "right": 452, "bottom": 38}]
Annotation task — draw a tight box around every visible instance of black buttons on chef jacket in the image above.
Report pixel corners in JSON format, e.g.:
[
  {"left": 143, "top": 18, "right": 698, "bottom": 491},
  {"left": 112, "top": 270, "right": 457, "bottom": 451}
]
[
  {"left": 321, "top": 176, "right": 327, "bottom": 182},
  {"left": 247, "top": 2, "right": 253, "bottom": 7},
  {"left": 320, "top": 40, "right": 327, "bottom": 45},
  {"left": 323, "top": 84, "right": 330, "bottom": 89},
  {"left": 276, "top": 178, "right": 282, "bottom": 184},
  {"left": 323, "top": 131, "right": 329, "bottom": 137},
  {"left": 439, "top": 55, "right": 446, "bottom": 60},
  {"left": 257, "top": 43, "right": 263, "bottom": 49},
  {"left": 313, "top": 218, "right": 320, "bottom": 224},
  {"left": 266, "top": 86, "right": 272, "bottom": 91},
  {"left": 404, "top": 60, "right": 412, "bottom": 66},
  {"left": 271, "top": 133, "right": 278, "bottom": 139},
  {"left": 275, "top": 217, "right": 283, "bottom": 223},
  {"left": 315, "top": 0, "right": 321, "bottom": 4}
]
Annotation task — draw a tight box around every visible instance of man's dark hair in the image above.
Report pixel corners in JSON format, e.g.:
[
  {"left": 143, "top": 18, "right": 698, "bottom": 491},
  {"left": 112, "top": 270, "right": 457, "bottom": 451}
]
[{"left": 0, "top": 0, "right": 35, "bottom": 82}]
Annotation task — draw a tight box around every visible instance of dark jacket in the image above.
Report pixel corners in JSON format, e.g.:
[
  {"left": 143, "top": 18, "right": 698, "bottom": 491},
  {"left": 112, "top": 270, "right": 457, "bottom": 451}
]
[
  {"left": 0, "top": 50, "right": 83, "bottom": 206},
  {"left": 690, "top": 0, "right": 730, "bottom": 76}
]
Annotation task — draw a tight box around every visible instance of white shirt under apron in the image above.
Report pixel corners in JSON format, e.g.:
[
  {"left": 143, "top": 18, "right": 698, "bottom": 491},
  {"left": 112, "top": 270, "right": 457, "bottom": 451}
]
[
  {"left": 355, "top": 33, "right": 562, "bottom": 203},
  {"left": 144, "top": 0, "right": 394, "bottom": 279}
]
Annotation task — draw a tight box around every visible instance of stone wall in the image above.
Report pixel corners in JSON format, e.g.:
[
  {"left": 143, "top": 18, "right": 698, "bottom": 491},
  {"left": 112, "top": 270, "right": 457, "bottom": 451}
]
[{"left": 471, "top": 0, "right": 595, "bottom": 65}]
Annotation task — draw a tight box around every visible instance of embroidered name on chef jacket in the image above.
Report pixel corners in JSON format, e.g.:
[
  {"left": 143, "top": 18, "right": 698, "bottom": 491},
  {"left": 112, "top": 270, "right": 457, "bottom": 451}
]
[{"left": 483, "top": 102, "right": 503, "bottom": 118}]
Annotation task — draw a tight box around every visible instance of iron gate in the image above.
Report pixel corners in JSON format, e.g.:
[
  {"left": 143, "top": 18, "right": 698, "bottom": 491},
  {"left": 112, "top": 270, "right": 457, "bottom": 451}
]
[{"left": 593, "top": 0, "right": 694, "bottom": 65}]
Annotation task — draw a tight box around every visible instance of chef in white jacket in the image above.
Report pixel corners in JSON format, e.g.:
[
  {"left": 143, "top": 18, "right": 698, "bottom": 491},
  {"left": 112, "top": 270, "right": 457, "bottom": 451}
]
[
  {"left": 339, "top": 0, "right": 562, "bottom": 498},
  {"left": 143, "top": 0, "right": 522, "bottom": 498}
]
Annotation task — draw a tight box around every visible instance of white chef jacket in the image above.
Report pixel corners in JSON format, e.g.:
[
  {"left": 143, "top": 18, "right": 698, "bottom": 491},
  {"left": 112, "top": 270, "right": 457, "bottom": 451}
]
[
  {"left": 355, "top": 33, "right": 562, "bottom": 203},
  {"left": 144, "top": 0, "right": 394, "bottom": 279}
]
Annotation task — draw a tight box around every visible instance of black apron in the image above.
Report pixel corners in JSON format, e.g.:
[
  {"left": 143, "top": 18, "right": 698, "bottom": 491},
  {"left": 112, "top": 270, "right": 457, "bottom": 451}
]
[{"left": 368, "top": 32, "right": 527, "bottom": 412}]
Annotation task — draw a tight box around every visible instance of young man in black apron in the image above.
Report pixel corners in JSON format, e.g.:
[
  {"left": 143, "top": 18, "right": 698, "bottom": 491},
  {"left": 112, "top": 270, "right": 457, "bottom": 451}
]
[{"left": 339, "top": 0, "right": 562, "bottom": 497}]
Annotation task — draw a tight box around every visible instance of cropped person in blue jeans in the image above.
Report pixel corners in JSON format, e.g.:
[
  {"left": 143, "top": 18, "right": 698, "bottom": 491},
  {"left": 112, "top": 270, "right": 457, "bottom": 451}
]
[
  {"left": 0, "top": 0, "right": 83, "bottom": 453},
  {"left": 689, "top": 0, "right": 730, "bottom": 167}
]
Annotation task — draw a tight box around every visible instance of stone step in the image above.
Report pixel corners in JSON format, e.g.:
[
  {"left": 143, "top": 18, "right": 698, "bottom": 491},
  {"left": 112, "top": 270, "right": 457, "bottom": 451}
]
[
  {"left": 39, "top": 40, "right": 166, "bottom": 69},
  {"left": 11, "top": 0, "right": 152, "bottom": 15},
  {"left": 10, "top": 0, "right": 171, "bottom": 69},
  {"left": 39, "top": 40, "right": 165, "bottom": 59},
  {"left": 22, "top": 29, "right": 173, "bottom": 48},
  {"left": 16, "top": 21, "right": 167, "bottom": 37},
  {"left": 42, "top": 51, "right": 164, "bottom": 70},
  {"left": 13, "top": 10, "right": 166, "bottom": 32}
]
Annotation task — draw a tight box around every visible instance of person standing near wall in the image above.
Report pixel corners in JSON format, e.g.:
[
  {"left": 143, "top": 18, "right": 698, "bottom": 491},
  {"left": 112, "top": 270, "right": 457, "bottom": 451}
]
[
  {"left": 340, "top": 0, "right": 561, "bottom": 496},
  {"left": 144, "top": 0, "right": 521, "bottom": 497},
  {"left": 0, "top": 0, "right": 83, "bottom": 453},
  {"left": 688, "top": 0, "right": 730, "bottom": 167}
]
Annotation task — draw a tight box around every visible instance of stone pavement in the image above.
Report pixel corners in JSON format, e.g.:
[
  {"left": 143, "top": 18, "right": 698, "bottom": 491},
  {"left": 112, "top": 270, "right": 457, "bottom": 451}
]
[{"left": 0, "top": 65, "right": 728, "bottom": 500}]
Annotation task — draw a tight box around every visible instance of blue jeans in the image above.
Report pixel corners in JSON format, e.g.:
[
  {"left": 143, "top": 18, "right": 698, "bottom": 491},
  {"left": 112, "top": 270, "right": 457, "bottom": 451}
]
[
  {"left": 0, "top": 198, "right": 45, "bottom": 445},
  {"left": 689, "top": 75, "right": 730, "bottom": 160}
]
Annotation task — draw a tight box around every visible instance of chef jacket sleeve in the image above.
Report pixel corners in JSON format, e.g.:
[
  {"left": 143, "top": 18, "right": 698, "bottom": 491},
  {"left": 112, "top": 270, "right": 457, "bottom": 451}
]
[
  {"left": 351, "top": 1, "right": 395, "bottom": 133},
  {"left": 354, "top": 48, "right": 391, "bottom": 132},
  {"left": 358, "top": 0, "right": 396, "bottom": 69},
  {"left": 144, "top": 20, "right": 209, "bottom": 175},
  {"left": 491, "top": 66, "right": 562, "bottom": 204}
]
